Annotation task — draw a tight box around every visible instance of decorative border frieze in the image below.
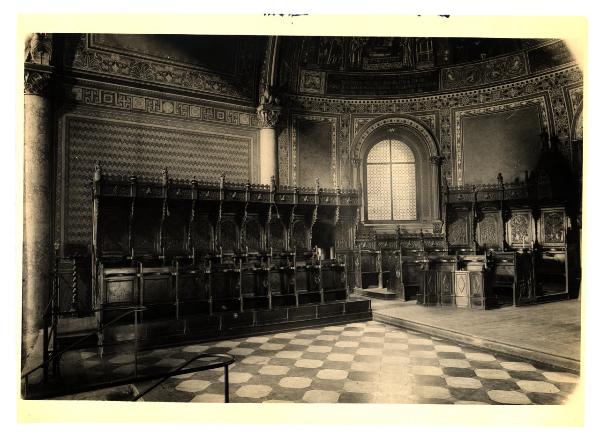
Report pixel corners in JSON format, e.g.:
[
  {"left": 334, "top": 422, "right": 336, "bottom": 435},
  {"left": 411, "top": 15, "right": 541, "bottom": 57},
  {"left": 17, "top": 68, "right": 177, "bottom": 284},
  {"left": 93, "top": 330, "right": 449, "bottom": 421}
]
[
  {"left": 67, "top": 84, "right": 259, "bottom": 128},
  {"left": 287, "top": 66, "right": 581, "bottom": 115},
  {"left": 353, "top": 116, "right": 438, "bottom": 158},
  {"left": 286, "top": 66, "right": 581, "bottom": 186},
  {"left": 441, "top": 53, "right": 528, "bottom": 91}
]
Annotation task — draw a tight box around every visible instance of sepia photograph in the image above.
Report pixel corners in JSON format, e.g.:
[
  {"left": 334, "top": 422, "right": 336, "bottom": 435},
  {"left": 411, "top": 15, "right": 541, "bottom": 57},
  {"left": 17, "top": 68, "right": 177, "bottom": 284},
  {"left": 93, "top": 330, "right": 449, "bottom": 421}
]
[{"left": 16, "top": 12, "right": 589, "bottom": 426}]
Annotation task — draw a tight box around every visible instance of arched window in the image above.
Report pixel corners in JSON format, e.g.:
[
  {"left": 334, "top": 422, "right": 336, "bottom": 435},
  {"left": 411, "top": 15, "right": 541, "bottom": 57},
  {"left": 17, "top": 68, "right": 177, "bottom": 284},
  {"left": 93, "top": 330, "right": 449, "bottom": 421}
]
[{"left": 365, "top": 139, "right": 417, "bottom": 221}]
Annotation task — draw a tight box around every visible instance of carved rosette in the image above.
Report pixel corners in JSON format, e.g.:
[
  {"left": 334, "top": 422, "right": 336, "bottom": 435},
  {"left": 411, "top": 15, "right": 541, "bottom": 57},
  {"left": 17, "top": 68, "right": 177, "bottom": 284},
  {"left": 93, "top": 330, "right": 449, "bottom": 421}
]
[{"left": 256, "top": 104, "right": 282, "bottom": 129}]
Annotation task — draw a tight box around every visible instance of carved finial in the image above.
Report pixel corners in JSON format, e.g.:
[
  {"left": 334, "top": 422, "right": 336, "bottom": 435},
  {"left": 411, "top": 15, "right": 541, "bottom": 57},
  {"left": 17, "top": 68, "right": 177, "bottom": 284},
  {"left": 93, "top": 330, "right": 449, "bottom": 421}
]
[
  {"left": 93, "top": 162, "right": 102, "bottom": 182},
  {"left": 315, "top": 177, "right": 320, "bottom": 193},
  {"left": 219, "top": 173, "right": 225, "bottom": 189},
  {"left": 497, "top": 173, "right": 504, "bottom": 187},
  {"left": 270, "top": 175, "right": 276, "bottom": 192},
  {"left": 161, "top": 167, "right": 169, "bottom": 186}
]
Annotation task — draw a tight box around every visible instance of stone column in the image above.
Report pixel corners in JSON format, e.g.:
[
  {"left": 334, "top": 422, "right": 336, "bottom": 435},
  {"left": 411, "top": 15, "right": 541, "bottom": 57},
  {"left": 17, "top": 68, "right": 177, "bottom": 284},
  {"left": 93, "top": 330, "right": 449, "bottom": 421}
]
[
  {"left": 256, "top": 90, "right": 282, "bottom": 186},
  {"left": 351, "top": 158, "right": 363, "bottom": 221},
  {"left": 429, "top": 155, "right": 444, "bottom": 222},
  {"left": 22, "top": 33, "right": 54, "bottom": 360}
]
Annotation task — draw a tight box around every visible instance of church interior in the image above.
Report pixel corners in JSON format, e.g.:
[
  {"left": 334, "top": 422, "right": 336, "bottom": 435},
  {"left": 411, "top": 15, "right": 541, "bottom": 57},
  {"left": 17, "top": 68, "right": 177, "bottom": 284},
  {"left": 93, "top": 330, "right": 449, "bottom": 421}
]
[{"left": 21, "top": 33, "right": 583, "bottom": 405}]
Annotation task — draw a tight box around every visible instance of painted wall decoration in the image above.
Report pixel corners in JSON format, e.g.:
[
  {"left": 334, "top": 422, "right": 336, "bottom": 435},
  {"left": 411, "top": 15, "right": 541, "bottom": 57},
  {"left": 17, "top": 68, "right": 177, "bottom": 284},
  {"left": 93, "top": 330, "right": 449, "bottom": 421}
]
[
  {"left": 284, "top": 65, "right": 581, "bottom": 187},
  {"left": 460, "top": 104, "right": 544, "bottom": 185},
  {"left": 454, "top": 96, "right": 549, "bottom": 186},
  {"left": 290, "top": 114, "right": 337, "bottom": 187},
  {"left": 65, "top": 34, "right": 264, "bottom": 104},
  {"left": 326, "top": 70, "right": 440, "bottom": 96}
]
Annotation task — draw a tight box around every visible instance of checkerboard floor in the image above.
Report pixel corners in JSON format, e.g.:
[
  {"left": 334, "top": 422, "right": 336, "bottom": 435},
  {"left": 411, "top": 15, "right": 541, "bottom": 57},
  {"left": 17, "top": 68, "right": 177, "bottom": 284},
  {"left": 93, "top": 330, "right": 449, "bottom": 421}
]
[{"left": 79, "top": 320, "right": 577, "bottom": 404}]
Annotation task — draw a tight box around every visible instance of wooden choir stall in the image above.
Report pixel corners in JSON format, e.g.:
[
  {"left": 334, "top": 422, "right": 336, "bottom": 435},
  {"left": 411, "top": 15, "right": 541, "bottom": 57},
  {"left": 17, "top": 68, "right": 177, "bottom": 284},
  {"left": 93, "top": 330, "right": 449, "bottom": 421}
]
[
  {"left": 352, "top": 170, "right": 578, "bottom": 310},
  {"left": 91, "top": 167, "right": 371, "bottom": 348}
]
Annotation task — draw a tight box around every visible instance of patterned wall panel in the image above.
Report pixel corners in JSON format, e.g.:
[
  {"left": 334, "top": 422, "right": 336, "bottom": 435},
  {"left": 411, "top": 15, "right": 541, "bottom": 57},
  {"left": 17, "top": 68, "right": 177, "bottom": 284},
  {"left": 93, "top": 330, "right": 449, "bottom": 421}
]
[
  {"left": 447, "top": 216, "right": 469, "bottom": 246},
  {"left": 64, "top": 115, "right": 253, "bottom": 246},
  {"left": 508, "top": 211, "right": 533, "bottom": 247},
  {"left": 540, "top": 208, "right": 566, "bottom": 247},
  {"left": 477, "top": 213, "right": 501, "bottom": 248}
]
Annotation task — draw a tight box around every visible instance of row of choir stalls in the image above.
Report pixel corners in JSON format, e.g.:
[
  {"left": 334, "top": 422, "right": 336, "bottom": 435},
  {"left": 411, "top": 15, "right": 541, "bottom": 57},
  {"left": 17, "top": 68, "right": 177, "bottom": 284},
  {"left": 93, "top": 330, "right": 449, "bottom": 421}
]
[
  {"left": 443, "top": 134, "right": 580, "bottom": 309},
  {"left": 351, "top": 133, "right": 580, "bottom": 310},
  {"left": 90, "top": 166, "right": 369, "bottom": 348},
  {"left": 353, "top": 224, "right": 448, "bottom": 302}
]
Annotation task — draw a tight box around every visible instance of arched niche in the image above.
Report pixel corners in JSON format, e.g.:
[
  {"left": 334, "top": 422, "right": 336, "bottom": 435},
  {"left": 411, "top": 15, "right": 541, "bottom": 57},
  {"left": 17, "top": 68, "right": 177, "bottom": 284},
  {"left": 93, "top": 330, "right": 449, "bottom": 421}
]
[{"left": 350, "top": 114, "right": 442, "bottom": 234}]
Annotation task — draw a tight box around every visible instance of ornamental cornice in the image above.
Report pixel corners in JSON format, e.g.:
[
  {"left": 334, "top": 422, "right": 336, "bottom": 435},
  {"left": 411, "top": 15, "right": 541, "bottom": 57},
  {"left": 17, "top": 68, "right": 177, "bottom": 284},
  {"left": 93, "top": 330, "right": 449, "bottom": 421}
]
[{"left": 286, "top": 65, "right": 582, "bottom": 112}]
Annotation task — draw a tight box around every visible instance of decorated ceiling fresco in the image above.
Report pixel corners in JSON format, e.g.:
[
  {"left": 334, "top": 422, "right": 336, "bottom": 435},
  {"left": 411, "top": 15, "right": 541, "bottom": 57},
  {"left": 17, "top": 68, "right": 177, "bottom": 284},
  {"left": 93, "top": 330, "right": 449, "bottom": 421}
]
[{"left": 278, "top": 37, "right": 575, "bottom": 97}]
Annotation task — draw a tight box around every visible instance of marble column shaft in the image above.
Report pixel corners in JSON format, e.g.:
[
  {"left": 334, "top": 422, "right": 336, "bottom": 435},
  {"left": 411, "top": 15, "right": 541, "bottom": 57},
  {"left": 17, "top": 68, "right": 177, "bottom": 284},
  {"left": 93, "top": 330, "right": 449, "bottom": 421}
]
[{"left": 22, "top": 68, "right": 53, "bottom": 356}]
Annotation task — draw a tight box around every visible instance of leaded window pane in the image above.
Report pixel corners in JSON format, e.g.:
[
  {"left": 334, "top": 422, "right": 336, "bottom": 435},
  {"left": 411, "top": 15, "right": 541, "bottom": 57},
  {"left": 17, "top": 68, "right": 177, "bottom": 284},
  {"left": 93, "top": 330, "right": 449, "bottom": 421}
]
[
  {"left": 392, "top": 164, "right": 417, "bottom": 220},
  {"left": 390, "top": 139, "right": 415, "bottom": 163},
  {"left": 367, "top": 164, "right": 391, "bottom": 220},
  {"left": 367, "top": 141, "right": 391, "bottom": 163}
]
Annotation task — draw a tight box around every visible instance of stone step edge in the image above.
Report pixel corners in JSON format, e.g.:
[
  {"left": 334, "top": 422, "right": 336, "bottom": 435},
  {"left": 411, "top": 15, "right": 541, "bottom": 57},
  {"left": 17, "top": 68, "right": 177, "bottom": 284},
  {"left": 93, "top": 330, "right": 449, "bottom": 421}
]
[{"left": 373, "top": 311, "right": 580, "bottom": 374}]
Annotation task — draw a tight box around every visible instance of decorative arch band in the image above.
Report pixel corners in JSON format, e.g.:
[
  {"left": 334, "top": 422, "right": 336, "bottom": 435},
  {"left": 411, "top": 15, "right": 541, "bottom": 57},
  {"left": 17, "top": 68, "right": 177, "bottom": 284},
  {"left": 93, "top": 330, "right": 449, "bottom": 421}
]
[{"left": 351, "top": 114, "right": 440, "bottom": 160}]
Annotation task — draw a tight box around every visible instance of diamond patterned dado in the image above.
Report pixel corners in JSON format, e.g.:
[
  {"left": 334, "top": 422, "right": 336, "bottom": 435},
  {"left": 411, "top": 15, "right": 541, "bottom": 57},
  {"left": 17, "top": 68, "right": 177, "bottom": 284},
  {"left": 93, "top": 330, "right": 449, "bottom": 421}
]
[{"left": 65, "top": 116, "right": 251, "bottom": 245}]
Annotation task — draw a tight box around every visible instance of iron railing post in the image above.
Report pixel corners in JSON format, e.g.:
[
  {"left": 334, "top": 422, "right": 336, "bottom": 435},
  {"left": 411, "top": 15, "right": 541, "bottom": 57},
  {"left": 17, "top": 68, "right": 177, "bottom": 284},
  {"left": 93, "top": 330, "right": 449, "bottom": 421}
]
[{"left": 224, "top": 364, "right": 229, "bottom": 403}]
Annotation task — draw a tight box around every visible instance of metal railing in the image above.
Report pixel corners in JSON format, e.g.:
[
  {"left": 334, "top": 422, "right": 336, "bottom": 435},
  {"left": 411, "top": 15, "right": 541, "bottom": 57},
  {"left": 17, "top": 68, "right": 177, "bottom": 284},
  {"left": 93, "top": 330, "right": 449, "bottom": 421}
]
[
  {"left": 21, "top": 305, "right": 146, "bottom": 398},
  {"left": 21, "top": 304, "right": 235, "bottom": 401}
]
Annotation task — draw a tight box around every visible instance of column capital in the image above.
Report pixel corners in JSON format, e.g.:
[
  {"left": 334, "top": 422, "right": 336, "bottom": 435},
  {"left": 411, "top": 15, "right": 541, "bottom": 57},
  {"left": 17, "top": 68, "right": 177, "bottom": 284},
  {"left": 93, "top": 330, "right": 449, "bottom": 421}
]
[
  {"left": 257, "top": 103, "right": 282, "bottom": 129},
  {"left": 351, "top": 157, "right": 362, "bottom": 168},
  {"left": 24, "top": 33, "right": 54, "bottom": 97},
  {"left": 24, "top": 66, "right": 53, "bottom": 96}
]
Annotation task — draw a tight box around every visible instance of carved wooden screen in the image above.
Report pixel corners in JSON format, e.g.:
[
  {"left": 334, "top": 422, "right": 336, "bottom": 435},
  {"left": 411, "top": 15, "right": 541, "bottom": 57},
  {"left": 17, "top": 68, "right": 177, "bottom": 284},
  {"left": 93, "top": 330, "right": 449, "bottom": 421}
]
[
  {"left": 192, "top": 217, "right": 212, "bottom": 254},
  {"left": 220, "top": 219, "right": 238, "bottom": 253},
  {"left": 292, "top": 221, "right": 307, "bottom": 250},
  {"left": 269, "top": 219, "right": 286, "bottom": 251},
  {"left": 162, "top": 199, "right": 190, "bottom": 256},
  {"left": 245, "top": 218, "right": 262, "bottom": 252},
  {"left": 366, "top": 139, "right": 416, "bottom": 221}
]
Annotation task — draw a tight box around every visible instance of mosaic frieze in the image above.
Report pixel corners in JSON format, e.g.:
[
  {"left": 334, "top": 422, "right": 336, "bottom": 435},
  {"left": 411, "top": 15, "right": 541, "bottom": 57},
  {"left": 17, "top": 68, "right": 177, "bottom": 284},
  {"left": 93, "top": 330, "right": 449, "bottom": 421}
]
[
  {"left": 441, "top": 53, "right": 527, "bottom": 90},
  {"left": 68, "top": 85, "right": 258, "bottom": 128}
]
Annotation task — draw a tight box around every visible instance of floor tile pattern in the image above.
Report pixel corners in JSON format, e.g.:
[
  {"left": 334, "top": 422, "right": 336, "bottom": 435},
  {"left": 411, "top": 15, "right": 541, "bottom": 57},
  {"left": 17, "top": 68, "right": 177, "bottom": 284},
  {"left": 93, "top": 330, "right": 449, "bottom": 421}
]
[{"left": 103, "top": 321, "right": 579, "bottom": 404}]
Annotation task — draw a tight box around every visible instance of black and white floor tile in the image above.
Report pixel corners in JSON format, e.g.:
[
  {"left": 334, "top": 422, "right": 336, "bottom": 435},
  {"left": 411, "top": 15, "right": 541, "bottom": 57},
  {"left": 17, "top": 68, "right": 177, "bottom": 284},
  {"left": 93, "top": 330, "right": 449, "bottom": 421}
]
[{"left": 80, "top": 321, "right": 579, "bottom": 404}]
